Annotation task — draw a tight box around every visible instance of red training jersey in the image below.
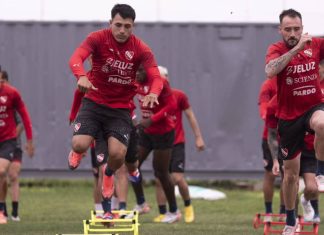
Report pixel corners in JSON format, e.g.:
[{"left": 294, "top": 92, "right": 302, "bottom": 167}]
[
  {"left": 265, "top": 38, "right": 324, "bottom": 120},
  {"left": 69, "top": 29, "right": 163, "bottom": 109},
  {"left": 137, "top": 77, "right": 176, "bottom": 135},
  {"left": 0, "top": 84, "right": 32, "bottom": 142},
  {"left": 258, "top": 77, "right": 277, "bottom": 139},
  {"left": 171, "top": 89, "right": 190, "bottom": 145}
]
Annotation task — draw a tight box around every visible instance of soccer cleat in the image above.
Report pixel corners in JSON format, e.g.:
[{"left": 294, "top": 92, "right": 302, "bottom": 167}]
[
  {"left": 263, "top": 214, "right": 272, "bottom": 223},
  {"left": 282, "top": 224, "right": 297, "bottom": 235},
  {"left": 300, "top": 193, "right": 314, "bottom": 222},
  {"left": 316, "top": 175, "right": 324, "bottom": 192},
  {"left": 313, "top": 214, "right": 321, "bottom": 223},
  {"left": 161, "top": 210, "right": 182, "bottom": 223},
  {"left": 128, "top": 169, "right": 141, "bottom": 183},
  {"left": 295, "top": 218, "right": 301, "bottom": 233},
  {"left": 68, "top": 150, "right": 84, "bottom": 170},
  {"left": 102, "top": 165, "right": 114, "bottom": 199},
  {"left": 133, "top": 202, "right": 150, "bottom": 215},
  {"left": 184, "top": 205, "right": 195, "bottom": 223},
  {"left": 0, "top": 211, "right": 7, "bottom": 224},
  {"left": 11, "top": 215, "right": 20, "bottom": 222},
  {"left": 125, "top": 203, "right": 151, "bottom": 219},
  {"left": 101, "top": 212, "right": 117, "bottom": 228},
  {"left": 153, "top": 214, "right": 166, "bottom": 222}
]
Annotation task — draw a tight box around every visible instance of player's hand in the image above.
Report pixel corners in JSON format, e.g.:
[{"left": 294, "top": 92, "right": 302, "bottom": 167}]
[
  {"left": 142, "top": 93, "right": 159, "bottom": 108},
  {"left": 77, "top": 76, "right": 98, "bottom": 93},
  {"left": 25, "top": 140, "right": 35, "bottom": 158},
  {"left": 272, "top": 159, "right": 280, "bottom": 176},
  {"left": 195, "top": 137, "right": 205, "bottom": 151},
  {"left": 140, "top": 118, "right": 152, "bottom": 128},
  {"left": 295, "top": 33, "right": 312, "bottom": 51}
]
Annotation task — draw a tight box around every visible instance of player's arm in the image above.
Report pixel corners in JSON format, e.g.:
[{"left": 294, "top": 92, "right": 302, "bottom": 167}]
[
  {"left": 14, "top": 93, "right": 34, "bottom": 157},
  {"left": 265, "top": 34, "right": 312, "bottom": 77},
  {"left": 258, "top": 82, "right": 270, "bottom": 120},
  {"left": 267, "top": 127, "right": 278, "bottom": 161},
  {"left": 140, "top": 93, "right": 176, "bottom": 128},
  {"left": 184, "top": 108, "right": 205, "bottom": 151},
  {"left": 69, "top": 89, "right": 84, "bottom": 124},
  {"left": 69, "top": 35, "right": 97, "bottom": 93},
  {"left": 267, "top": 126, "right": 280, "bottom": 176},
  {"left": 14, "top": 112, "right": 24, "bottom": 137},
  {"left": 184, "top": 107, "right": 205, "bottom": 151},
  {"left": 139, "top": 48, "right": 163, "bottom": 108}
]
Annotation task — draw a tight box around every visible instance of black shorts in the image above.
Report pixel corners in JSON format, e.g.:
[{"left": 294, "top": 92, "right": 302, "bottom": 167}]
[
  {"left": 262, "top": 139, "right": 273, "bottom": 172},
  {"left": 0, "top": 139, "right": 17, "bottom": 161},
  {"left": 125, "top": 125, "right": 139, "bottom": 164},
  {"left": 169, "top": 143, "right": 185, "bottom": 173},
  {"left": 73, "top": 98, "right": 132, "bottom": 147},
  {"left": 90, "top": 126, "right": 138, "bottom": 167},
  {"left": 300, "top": 150, "right": 317, "bottom": 175},
  {"left": 139, "top": 129, "right": 175, "bottom": 150},
  {"left": 12, "top": 148, "right": 23, "bottom": 163},
  {"left": 278, "top": 103, "right": 324, "bottom": 160}
]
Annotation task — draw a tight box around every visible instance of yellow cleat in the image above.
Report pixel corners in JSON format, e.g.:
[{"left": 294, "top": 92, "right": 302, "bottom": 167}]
[
  {"left": 184, "top": 205, "right": 195, "bottom": 223},
  {"left": 153, "top": 214, "right": 166, "bottom": 222}
]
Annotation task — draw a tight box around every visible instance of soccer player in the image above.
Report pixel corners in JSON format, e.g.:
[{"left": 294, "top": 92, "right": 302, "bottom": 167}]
[
  {"left": 69, "top": 88, "right": 140, "bottom": 216},
  {"left": 316, "top": 59, "right": 324, "bottom": 190},
  {"left": 129, "top": 65, "right": 179, "bottom": 223},
  {"left": 0, "top": 70, "right": 34, "bottom": 224},
  {"left": 153, "top": 66, "right": 205, "bottom": 223},
  {"left": 257, "top": 77, "right": 283, "bottom": 222},
  {"left": 0, "top": 72, "right": 27, "bottom": 222},
  {"left": 68, "top": 4, "right": 163, "bottom": 219},
  {"left": 265, "top": 9, "right": 324, "bottom": 234},
  {"left": 267, "top": 95, "right": 320, "bottom": 225}
]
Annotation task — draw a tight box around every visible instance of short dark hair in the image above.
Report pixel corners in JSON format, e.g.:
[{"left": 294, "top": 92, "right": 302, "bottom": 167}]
[
  {"left": 111, "top": 4, "right": 136, "bottom": 21},
  {"left": 320, "top": 59, "right": 324, "bottom": 66},
  {"left": 279, "top": 9, "right": 302, "bottom": 23},
  {"left": 0, "top": 70, "right": 8, "bottom": 81}
]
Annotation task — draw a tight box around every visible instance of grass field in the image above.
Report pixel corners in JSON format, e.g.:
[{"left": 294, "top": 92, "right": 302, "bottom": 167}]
[{"left": 0, "top": 179, "right": 323, "bottom": 235}]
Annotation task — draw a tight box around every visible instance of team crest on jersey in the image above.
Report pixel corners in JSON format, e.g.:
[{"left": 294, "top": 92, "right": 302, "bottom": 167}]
[
  {"left": 281, "top": 148, "right": 288, "bottom": 158},
  {"left": 286, "top": 77, "right": 293, "bottom": 85},
  {"left": 304, "top": 49, "right": 312, "bottom": 57},
  {"left": 74, "top": 123, "right": 81, "bottom": 132},
  {"left": 0, "top": 96, "right": 8, "bottom": 104},
  {"left": 144, "top": 86, "right": 149, "bottom": 94},
  {"left": 97, "top": 153, "right": 104, "bottom": 163},
  {"left": 125, "top": 51, "right": 134, "bottom": 60}
]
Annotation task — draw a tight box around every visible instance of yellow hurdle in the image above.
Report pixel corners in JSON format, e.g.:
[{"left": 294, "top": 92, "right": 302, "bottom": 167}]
[{"left": 83, "top": 210, "right": 140, "bottom": 235}]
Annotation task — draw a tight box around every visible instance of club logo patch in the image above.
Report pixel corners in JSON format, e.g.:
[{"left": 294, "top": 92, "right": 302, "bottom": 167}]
[
  {"left": 0, "top": 96, "right": 8, "bottom": 103},
  {"left": 97, "top": 153, "right": 104, "bottom": 163},
  {"left": 125, "top": 51, "right": 134, "bottom": 60},
  {"left": 74, "top": 123, "right": 81, "bottom": 132},
  {"left": 304, "top": 49, "right": 312, "bottom": 57},
  {"left": 281, "top": 148, "right": 288, "bottom": 158}
]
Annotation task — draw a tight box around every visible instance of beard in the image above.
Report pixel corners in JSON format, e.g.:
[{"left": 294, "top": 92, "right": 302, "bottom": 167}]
[{"left": 284, "top": 37, "right": 299, "bottom": 49}]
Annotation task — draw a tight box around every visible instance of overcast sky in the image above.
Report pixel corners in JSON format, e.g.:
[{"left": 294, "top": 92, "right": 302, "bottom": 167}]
[{"left": 1, "top": 0, "right": 324, "bottom": 35}]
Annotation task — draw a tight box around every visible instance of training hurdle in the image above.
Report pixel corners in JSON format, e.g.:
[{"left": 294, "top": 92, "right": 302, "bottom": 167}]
[
  {"left": 253, "top": 213, "right": 319, "bottom": 235},
  {"left": 83, "top": 210, "right": 140, "bottom": 235}
]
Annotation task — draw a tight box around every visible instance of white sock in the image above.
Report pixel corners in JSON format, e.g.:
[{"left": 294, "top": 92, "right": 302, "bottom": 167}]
[
  {"left": 111, "top": 196, "right": 119, "bottom": 210},
  {"left": 95, "top": 203, "right": 103, "bottom": 212}
]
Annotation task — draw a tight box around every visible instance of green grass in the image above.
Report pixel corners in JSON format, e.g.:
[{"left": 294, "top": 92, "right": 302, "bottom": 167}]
[{"left": 0, "top": 179, "right": 323, "bottom": 235}]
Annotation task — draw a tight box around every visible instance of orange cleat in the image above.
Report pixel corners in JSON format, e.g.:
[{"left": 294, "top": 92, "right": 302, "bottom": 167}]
[{"left": 102, "top": 165, "right": 114, "bottom": 199}]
